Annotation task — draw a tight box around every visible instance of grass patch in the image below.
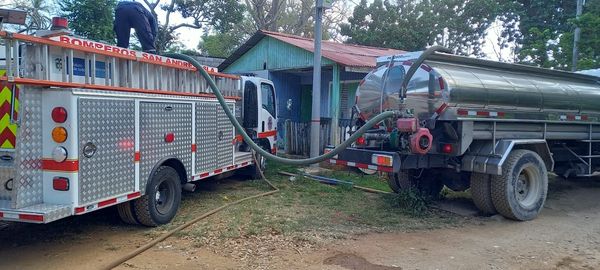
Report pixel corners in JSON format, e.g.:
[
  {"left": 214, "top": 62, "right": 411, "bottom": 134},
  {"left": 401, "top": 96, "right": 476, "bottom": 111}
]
[{"left": 168, "top": 162, "right": 457, "bottom": 247}]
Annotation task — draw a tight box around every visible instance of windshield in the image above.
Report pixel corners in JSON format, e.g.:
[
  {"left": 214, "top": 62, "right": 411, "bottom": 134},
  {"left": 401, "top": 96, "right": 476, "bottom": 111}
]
[{"left": 261, "top": 83, "right": 276, "bottom": 118}]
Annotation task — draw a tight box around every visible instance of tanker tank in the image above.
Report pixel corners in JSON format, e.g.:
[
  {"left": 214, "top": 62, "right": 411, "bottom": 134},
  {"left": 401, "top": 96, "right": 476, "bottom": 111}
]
[{"left": 356, "top": 52, "right": 600, "bottom": 123}]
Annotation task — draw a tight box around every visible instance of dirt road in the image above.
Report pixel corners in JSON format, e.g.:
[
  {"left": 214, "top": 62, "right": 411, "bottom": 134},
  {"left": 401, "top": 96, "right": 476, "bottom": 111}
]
[{"left": 1, "top": 177, "right": 599, "bottom": 270}]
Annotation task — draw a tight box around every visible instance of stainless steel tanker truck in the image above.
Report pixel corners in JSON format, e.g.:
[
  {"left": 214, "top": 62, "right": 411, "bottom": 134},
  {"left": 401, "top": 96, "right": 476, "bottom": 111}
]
[{"left": 326, "top": 49, "right": 600, "bottom": 221}]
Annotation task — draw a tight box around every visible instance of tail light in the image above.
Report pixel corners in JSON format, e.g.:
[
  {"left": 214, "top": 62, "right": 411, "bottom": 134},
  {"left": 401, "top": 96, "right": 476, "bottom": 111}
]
[
  {"left": 164, "top": 133, "right": 175, "bottom": 143},
  {"left": 356, "top": 136, "right": 366, "bottom": 145},
  {"left": 52, "top": 146, "right": 68, "bottom": 162},
  {"left": 52, "top": 127, "right": 68, "bottom": 143},
  {"left": 372, "top": 154, "right": 393, "bottom": 167},
  {"left": 52, "top": 107, "right": 68, "bottom": 123},
  {"left": 441, "top": 143, "right": 453, "bottom": 154},
  {"left": 52, "top": 177, "right": 69, "bottom": 191}
]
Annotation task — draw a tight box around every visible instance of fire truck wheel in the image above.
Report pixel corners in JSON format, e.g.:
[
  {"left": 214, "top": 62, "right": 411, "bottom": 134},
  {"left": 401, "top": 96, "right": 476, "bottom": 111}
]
[
  {"left": 491, "top": 150, "right": 548, "bottom": 221},
  {"left": 133, "top": 166, "right": 182, "bottom": 227},
  {"left": 249, "top": 145, "right": 269, "bottom": 180},
  {"left": 470, "top": 173, "right": 497, "bottom": 215},
  {"left": 117, "top": 201, "right": 139, "bottom": 225},
  {"left": 387, "top": 171, "right": 411, "bottom": 193}
]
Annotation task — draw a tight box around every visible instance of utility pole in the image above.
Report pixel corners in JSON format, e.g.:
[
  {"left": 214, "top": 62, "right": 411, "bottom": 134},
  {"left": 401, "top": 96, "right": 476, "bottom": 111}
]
[
  {"left": 572, "top": 0, "right": 584, "bottom": 71},
  {"left": 309, "top": 0, "right": 330, "bottom": 160}
]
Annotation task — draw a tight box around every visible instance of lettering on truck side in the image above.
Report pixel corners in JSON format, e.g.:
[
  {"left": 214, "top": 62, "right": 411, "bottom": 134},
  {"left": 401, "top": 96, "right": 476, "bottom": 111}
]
[{"left": 52, "top": 36, "right": 218, "bottom": 73}]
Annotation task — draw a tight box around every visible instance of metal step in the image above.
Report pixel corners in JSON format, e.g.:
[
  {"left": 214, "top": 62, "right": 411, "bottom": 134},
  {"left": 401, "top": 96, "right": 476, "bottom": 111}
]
[
  {"left": 579, "top": 139, "right": 600, "bottom": 142},
  {"left": 579, "top": 155, "right": 600, "bottom": 158},
  {"left": 0, "top": 202, "right": 71, "bottom": 223}
]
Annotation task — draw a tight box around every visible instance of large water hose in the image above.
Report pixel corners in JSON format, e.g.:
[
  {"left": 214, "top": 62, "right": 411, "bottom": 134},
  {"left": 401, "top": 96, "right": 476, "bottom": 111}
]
[
  {"left": 163, "top": 53, "right": 397, "bottom": 165},
  {"left": 399, "top": 46, "right": 452, "bottom": 100}
]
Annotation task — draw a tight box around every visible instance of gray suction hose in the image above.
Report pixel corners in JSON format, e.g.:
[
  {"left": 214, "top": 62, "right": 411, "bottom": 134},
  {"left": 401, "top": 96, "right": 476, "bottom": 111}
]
[
  {"left": 164, "top": 53, "right": 397, "bottom": 165},
  {"left": 399, "top": 45, "right": 452, "bottom": 100}
]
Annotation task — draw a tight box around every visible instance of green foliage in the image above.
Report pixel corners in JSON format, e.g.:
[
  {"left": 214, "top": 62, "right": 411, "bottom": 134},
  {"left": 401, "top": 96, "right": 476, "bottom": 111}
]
[
  {"left": 500, "top": 0, "right": 600, "bottom": 70},
  {"left": 386, "top": 188, "right": 430, "bottom": 217},
  {"left": 340, "top": 0, "right": 502, "bottom": 56},
  {"left": 176, "top": 0, "right": 244, "bottom": 33},
  {"left": 59, "top": 0, "right": 117, "bottom": 43},
  {"left": 198, "top": 32, "right": 244, "bottom": 58}
]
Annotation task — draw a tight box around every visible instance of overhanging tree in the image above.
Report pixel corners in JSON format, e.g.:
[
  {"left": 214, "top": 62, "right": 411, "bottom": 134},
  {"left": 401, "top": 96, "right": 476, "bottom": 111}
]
[
  {"left": 340, "top": 0, "right": 502, "bottom": 56},
  {"left": 499, "top": 0, "right": 599, "bottom": 70},
  {"left": 60, "top": 0, "right": 117, "bottom": 43},
  {"left": 142, "top": 0, "right": 244, "bottom": 53}
]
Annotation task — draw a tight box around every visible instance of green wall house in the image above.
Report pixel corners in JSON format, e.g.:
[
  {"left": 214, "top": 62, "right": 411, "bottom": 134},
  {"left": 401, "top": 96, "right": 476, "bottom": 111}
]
[{"left": 219, "top": 30, "right": 403, "bottom": 155}]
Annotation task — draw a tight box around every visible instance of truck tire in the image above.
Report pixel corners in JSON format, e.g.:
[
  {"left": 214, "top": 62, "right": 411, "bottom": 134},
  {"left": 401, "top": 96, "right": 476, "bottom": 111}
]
[
  {"left": 491, "top": 150, "right": 548, "bottom": 221},
  {"left": 388, "top": 170, "right": 443, "bottom": 198},
  {"left": 133, "top": 166, "right": 182, "bottom": 227},
  {"left": 470, "top": 173, "right": 497, "bottom": 215},
  {"left": 117, "top": 201, "right": 139, "bottom": 225},
  {"left": 248, "top": 145, "right": 269, "bottom": 180},
  {"left": 387, "top": 171, "right": 411, "bottom": 193},
  {"left": 442, "top": 171, "right": 471, "bottom": 192}
]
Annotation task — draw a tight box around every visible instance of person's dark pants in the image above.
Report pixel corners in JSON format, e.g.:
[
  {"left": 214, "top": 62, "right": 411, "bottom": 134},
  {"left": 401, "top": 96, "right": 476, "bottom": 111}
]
[{"left": 114, "top": 4, "right": 156, "bottom": 52}]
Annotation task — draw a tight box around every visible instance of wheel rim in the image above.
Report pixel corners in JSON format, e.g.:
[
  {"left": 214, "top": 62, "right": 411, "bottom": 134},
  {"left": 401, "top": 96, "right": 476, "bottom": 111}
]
[
  {"left": 259, "top": 155, "right": 266, "bottom": 171},
  {"left": 514, "top": 164, "right": 542, "bottom": 208},
  {"left": 155, "top": 179, "right": 176, "bottom": 215}
]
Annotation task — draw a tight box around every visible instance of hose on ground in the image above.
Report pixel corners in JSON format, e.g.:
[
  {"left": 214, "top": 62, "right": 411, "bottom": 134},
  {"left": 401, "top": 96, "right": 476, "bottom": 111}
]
[
  {"left": 102, "top": 156, "right": 279, "bottom": 270},
  {"left": 399, "top": 46, "right": 452, "bottom": 100},
  {"left": 163, "top": 53, "right": 397, "bottom": 165}
]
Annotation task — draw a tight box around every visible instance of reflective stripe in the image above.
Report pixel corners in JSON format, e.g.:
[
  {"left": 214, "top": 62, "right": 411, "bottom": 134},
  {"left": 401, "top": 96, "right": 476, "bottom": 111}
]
[
  {"left": 42, "top": 159, "right": 79, "bottom": 172},
  {"left": 329, "top": 159, "right": 393, "bottom": 173},
  {"left": 258, "top": 130, "right": 277, "bottom": 138},
  {"left": 75, "top": 191, "right": 141, "bottom": 215},
  {"left": 193, "top": 161, "right": 254, "bottom": 181}
]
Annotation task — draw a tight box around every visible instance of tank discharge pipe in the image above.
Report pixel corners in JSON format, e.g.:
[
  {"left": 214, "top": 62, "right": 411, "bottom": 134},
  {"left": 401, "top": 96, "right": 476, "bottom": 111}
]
[{"left": 164, "top": 53, "right": 397, "bottom": 166}]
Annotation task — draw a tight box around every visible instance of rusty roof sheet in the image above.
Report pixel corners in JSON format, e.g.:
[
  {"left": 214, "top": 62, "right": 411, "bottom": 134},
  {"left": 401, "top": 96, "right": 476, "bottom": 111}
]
[
  {"left": 219, "top": 30, "right": 404, "bottom": 70},
  {"left": 261, "top": 30, "right": 404, "bottom": 68}
]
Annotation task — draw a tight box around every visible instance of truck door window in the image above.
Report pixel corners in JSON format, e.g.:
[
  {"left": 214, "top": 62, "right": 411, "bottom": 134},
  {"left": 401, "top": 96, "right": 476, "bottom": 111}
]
[{"left": 261, "top": 83, "right": 276, "bottom": 118}]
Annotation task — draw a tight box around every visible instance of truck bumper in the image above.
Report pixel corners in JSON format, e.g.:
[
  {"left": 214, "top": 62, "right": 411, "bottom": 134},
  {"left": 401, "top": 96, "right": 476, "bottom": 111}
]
[
  {"left": 0, "top": 201, "right": 71, "bottom": 224},
  {"left": 325, "top": 147, "right": 400, "bottom": 173}
]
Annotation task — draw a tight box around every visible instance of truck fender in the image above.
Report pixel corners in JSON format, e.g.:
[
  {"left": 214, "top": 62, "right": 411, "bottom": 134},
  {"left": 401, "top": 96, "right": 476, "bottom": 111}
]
[
  {"left": 146, "top": 157, "right": 188, "bottom": 193},
  {"left": 462, "top": 139, "right": 554, "bottom": 175}
]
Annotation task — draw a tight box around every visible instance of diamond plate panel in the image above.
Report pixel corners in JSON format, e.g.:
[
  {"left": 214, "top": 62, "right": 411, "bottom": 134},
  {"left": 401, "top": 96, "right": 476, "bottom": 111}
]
[
  {"left": 0, "top": 202, "right": 71, "bottom": 223},
  {"left": 78, "top": 98, "right": 135, "bottom": 205},
  {"left": 217, "top": 103, "right": 234, "bottom": 167},
  {"left": 13, "top": 90, "right": 43, "bottom": 208},
  {"left": 195, "top": 102, "right": 217, "bottom": 173},
  {"left": 0, "top": 166, "right": 15, "bottom": 201},
  {"left": 140, "top": 102, "right": 192, "bottom": 192}
]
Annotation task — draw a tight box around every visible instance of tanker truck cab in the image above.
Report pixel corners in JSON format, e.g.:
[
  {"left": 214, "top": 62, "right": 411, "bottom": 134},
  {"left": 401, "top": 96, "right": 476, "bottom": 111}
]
[{"left": 327, "top": 50, "right": 600, "bottom": 221}]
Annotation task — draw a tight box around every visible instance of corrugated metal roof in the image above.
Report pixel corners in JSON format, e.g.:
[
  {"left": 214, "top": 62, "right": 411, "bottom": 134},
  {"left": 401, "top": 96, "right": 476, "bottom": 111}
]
[{"left": 219, "top": 30, "right": 404, "bottom": 70}]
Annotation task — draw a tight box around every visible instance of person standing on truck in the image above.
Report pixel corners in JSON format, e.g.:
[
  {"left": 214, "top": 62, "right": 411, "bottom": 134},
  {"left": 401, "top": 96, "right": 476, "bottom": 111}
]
[{"left": 113, "top": 0, "right": 158, "bottom": 53}]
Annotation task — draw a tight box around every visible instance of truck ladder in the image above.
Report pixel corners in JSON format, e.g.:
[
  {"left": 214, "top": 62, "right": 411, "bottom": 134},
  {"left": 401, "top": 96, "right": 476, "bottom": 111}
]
[
  {"left": 0, "top": 31, "right": 241, "bottom": 98},
  {"left": 562, "top": 124, "right": 600, "bottom": 177}
]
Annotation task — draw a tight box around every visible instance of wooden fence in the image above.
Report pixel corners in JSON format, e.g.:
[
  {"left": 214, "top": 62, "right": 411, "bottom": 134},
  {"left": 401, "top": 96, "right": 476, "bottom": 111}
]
[{"left": 284, "top": 118, "right": 353, "bottom": 156}]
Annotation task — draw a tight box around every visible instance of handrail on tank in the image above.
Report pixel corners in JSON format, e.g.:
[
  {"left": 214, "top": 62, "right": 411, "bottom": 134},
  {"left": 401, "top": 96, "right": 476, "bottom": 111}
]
[{"left": 397, "top": 46, "right": 600, "bottom": 103}]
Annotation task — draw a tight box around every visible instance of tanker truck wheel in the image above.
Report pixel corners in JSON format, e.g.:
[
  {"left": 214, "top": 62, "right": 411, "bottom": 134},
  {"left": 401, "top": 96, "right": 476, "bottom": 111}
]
[
  {"left": 491, "top": 150, "right": 548, "bottom": 221},
  {"left": 470, "top": 173, "right": 497, "bottom": 215},
  {"left": 388, "top": 170, "right": 443, "bottom": 198},
  {"left": 133, "top": 166, "right": 182, "bottom": 227}
]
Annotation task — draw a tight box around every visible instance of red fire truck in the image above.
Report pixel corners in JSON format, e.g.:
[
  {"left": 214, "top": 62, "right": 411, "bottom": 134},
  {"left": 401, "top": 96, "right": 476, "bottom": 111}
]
[{"left": 0, "top": 28, "right": 277, "bottom": 226}]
